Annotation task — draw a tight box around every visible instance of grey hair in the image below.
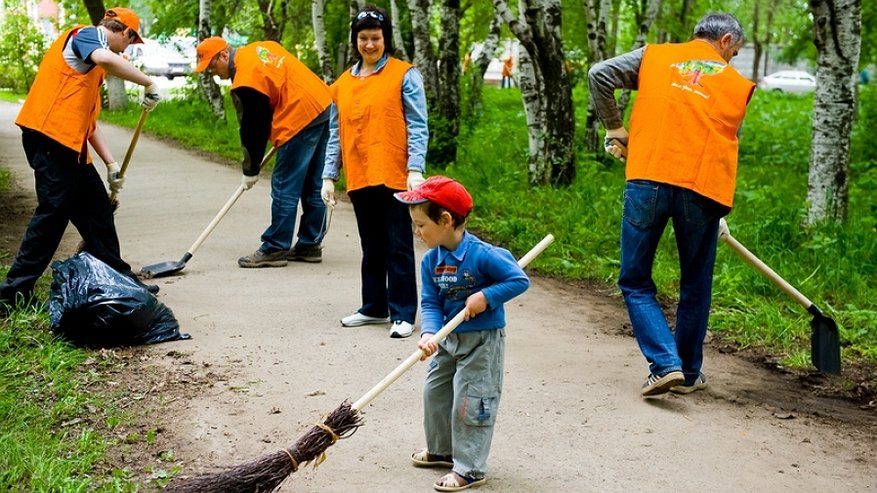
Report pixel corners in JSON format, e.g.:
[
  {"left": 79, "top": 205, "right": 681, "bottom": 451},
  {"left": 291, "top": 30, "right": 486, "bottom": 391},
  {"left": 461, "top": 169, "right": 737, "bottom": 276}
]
[{"left": 693, "top": 13, "right": 745, "bottom": 45}]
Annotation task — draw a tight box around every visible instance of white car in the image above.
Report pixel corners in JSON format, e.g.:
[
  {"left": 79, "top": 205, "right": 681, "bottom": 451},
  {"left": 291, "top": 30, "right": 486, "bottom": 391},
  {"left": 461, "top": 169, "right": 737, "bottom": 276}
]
[
  {"left": 758, "top": 70, "right": 816, "bottom": 93},
  {"left": 127, "top": 40, "right": 194, "bottom": 80}
]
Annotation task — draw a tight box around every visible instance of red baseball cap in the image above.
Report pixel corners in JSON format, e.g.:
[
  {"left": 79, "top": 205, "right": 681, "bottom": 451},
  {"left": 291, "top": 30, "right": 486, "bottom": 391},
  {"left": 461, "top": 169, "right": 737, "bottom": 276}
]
[
  {"left": 195, "top": 37, "right": 229, "bottom": 72},
  {"left": 104, "top": 7, "right": 143, "bottom": 44},
  {"left": 395, "top": 176, "right": 473, "bottom": 217}
]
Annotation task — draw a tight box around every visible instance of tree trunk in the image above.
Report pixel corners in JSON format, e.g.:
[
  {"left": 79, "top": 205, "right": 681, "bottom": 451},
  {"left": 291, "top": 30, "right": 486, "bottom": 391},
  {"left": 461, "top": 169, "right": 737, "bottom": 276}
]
[
  {"left": 464, "top": 13, "right": 502, "bottom": 119},
  {"left": 199, "top": 0, "right": 226, "bottom": 121},
  {"left": 257, "top": 0, "right": 288, "bottom": 42},
  {"left": 806, "top": 0, "right": 862, "bottom": 224},
  {"left": 312, "top": 0, "right": 336, "bottom": 82},
  {"left": 407, "top": 0, "right": 438, "bottom": 96},
  {"left": 494, "top": 0, "right": 576, "bottom": 185},
  {"left": 431, "top": 0, "right": 462, "bottom": 167},
  {"left": 390, "top": 0, "right": 410, "bottom": 61},
  {"left": 583, "top": 0, "right": 614, "bottom": 155}
]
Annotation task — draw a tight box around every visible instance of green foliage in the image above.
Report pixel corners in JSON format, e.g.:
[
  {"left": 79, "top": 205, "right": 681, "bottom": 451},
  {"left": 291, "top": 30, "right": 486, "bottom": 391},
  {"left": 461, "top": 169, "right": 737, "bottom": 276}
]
[{"left": 0, "top": 2, "right": 48, "bottom": 92}]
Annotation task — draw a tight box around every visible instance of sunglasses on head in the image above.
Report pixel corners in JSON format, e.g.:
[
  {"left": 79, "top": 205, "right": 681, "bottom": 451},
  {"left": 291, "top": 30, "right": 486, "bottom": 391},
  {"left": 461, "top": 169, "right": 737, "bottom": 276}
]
[{"left": 356, "top": 10, "right": 384, "bottom": 22}]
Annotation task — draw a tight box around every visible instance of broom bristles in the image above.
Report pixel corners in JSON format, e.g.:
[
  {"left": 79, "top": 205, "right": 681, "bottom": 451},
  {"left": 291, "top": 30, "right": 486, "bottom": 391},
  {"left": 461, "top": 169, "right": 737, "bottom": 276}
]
[{"left": 164, "top": 401, "right": 363, "bottom": 493}]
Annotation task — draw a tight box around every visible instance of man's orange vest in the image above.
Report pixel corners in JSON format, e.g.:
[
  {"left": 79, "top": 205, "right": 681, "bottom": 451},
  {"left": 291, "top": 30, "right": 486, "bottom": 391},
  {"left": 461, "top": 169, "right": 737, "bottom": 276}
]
[
  {"left": 16, "top": 26, "right": 104, "bottom": 160},
  {"left": 331, "top": 57, "right": 412, "bottom": 192},
  {"left": 231, "top": 41, "right": 332, "bottom": 147},
  {"left": 627, "top": 40, "right": 755, "bottom": 207}
]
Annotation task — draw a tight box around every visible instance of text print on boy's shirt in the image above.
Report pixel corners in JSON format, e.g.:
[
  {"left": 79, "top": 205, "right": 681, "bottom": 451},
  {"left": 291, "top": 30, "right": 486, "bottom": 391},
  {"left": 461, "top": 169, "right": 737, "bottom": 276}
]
[{"left": 433, "top": 266, "right": 475, "bottom": 301}]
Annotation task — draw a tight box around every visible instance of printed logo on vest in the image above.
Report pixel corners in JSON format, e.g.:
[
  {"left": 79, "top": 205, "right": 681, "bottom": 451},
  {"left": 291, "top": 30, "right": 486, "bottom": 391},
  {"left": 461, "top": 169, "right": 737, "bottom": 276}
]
[
  {"left": 256, "top": 46, "right": 285, "bottom": 68},
  {"left": 671, "top": 60, "right": 725, "bottom": 86}
]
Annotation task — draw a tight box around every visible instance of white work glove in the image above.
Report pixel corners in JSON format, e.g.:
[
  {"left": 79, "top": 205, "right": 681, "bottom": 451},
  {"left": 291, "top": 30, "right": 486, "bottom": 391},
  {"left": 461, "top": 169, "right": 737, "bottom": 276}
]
[
  {"left": 242, "top": 173, "right": 259, "bottom": 190},
  {"left": 106, "top": 162, "right": 124, "bottom": 193},
  {"left": 407, "top": 170, "right": 425, "bottom": 190},
  {"left": 141, "top": 83, "right": 161, "bottom": 112},
  {"left": 321, "top": 179, "right": 336, "bottom": 208}
]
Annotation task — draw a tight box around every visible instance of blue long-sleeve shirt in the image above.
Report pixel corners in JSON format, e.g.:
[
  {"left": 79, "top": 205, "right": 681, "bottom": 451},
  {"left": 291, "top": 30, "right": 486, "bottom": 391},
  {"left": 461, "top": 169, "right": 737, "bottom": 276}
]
[
  {"left": 322, "top": 54, "right": 428, "bottom": 180},
  {"left": 420, "top": 232, "right": 530, "bottom": 335}
]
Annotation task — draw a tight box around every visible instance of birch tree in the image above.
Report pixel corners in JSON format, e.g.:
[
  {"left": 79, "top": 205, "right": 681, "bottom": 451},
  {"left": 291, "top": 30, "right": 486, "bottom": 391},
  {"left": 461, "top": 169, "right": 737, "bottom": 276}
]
[
  {"left": 198, "top": 0, "right": 226, "bottom": 121},
  {"left": 493, "top": 0, "right": 576, "bottom": 185},
  {"left": 464, "top": 12, "right": 502, "bottom": 117},
  {"left": 806, "top": 0, "right": 861, "bottom": 223},
  {"left": 390, "top": 0, "right": 410, "bottom": 61},
  {"left": 582, "top": 0, "right": 613, "bottom": 154},
  {"left": 312, "top": 0, "right": 335, "bottom": 82}
]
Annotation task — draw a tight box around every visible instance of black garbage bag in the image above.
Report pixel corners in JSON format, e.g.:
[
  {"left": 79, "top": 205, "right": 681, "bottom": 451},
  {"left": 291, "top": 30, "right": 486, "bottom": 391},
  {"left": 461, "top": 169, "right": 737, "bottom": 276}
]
[{"left": 49, "top": 252, "right": 190, "bottom": 347}]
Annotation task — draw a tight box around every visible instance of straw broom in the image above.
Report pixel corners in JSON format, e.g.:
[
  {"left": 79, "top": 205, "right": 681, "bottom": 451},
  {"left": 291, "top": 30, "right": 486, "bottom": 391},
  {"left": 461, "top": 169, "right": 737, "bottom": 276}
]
[{"left": 164, "top": 234, "right": 555, "bottom": 493}]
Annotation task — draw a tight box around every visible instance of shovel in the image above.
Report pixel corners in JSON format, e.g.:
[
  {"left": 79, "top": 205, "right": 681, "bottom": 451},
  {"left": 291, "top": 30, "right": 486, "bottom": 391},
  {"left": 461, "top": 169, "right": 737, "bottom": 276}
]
[
  {"left": 717, "top": 219, "right": 841, "bottom": 374},
  {"left": 139, "top": 147, "right": 277, "bottom": 278}
]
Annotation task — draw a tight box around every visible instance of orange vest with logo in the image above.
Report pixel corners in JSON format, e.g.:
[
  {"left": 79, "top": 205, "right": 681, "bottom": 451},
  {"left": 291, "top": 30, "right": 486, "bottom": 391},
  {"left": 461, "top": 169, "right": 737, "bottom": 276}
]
[
  {"left": 231, "top": 41, "right": 332, "bottom": 146},
  {"left": 628, "top": 40, "right": 754, "bottom": 207},
  {"left": 332, "top": 57, "right": 412, "bottom": 192},
  {"left": 16, "top": 26, "right": 105, "bottom": 159}
]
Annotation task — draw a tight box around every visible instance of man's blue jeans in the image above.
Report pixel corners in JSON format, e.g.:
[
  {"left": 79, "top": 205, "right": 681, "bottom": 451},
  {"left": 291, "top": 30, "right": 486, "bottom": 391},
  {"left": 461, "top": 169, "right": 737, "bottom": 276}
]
[
  {"left": 260, "top": 120, "right": 329, "bottom": 252},
  {"left": 618, "top": 180, "right": 727, "bottom": 384}
]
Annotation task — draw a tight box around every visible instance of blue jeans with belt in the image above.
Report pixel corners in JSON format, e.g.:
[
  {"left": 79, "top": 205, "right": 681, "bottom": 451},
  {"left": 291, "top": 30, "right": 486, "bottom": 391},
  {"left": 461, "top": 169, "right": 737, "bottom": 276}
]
[
  {"left": 260, "top": 120, "right": 329, "bottom": 252},
  {"left": 618, "top": 180, "right": 727, "bottom": 384}
]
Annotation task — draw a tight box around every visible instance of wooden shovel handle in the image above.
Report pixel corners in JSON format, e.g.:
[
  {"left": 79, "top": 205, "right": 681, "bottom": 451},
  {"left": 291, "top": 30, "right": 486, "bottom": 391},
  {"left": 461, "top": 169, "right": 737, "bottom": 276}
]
[
  {"left": 352, "top": 234, "right": 555, "bottom": 411},
  {"left": 718, "top": 219, "right": 813, "bottom": 309},
  {"left": 109, "top": 109, "right": 149, "bottom": 203}
]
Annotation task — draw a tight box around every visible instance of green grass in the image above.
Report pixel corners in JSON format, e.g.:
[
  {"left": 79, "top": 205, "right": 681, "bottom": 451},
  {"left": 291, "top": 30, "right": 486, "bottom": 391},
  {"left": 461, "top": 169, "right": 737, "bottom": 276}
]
[
  {"left": 97, "top": 84, "right": 877, "bottom": 369},
  {"left": 0, "top": 303, "right": 139, "bottom": 492}
]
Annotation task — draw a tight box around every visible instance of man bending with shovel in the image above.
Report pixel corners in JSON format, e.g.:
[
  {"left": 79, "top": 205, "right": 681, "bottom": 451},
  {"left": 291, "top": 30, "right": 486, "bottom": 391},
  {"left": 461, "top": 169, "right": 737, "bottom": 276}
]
[
  {"left": 1, "top": 7, "right": 162, "bottom": 312},
  {"left": 588, "top": 13, "right": 755, "bottom": 396},
  {"left": 194, "top": 37, "right": 332, "bottom": 268}
]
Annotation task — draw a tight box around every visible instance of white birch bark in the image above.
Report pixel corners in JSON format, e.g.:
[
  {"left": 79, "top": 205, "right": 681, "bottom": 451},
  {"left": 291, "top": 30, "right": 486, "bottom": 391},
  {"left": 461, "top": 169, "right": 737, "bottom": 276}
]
[
  {"left": 390, "top": 0, "right": 410, "bottom": 61},
  {"left": 198, "top": 0, "right": 226, "bottom": 121},
  {"left": 807, "top": 0, "right": 861, "bottom": 223},
  {"left": 312, "top": 0, "right": 335, "bottom": 82}
]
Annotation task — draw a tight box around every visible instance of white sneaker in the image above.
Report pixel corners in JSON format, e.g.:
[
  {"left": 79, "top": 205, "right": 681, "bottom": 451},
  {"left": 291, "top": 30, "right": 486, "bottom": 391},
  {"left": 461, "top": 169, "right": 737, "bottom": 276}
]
[
  {"left": 389, "top": 320, "right": 415, "bottom": 338},
  {"left": 341, "top": 312, "right": 390, "bottom": 327}
]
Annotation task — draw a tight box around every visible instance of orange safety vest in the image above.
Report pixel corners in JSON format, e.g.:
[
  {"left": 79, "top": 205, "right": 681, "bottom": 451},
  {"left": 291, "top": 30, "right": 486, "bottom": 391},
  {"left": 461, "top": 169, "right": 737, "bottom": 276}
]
[
  {"left": 627, "top": 40, "right": 755, "bottom": 207},
  {"left": 231, "top": 41, "right": 332, "bottom": 147},
  {"left": 16, "top": 26, "right": 105, "bottom": 160},
  {"left": 332, "top": 57, "right": 412, "bottom": 192}
]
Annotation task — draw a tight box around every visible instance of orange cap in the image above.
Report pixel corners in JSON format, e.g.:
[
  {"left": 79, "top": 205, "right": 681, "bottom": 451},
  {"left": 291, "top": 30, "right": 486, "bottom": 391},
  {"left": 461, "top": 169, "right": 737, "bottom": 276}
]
[
  {"left": 104, "top": 7, "right": 143, "bottom": 44},
  {"left": 195, "top": 37, "right": 229, "bottom": 72}
]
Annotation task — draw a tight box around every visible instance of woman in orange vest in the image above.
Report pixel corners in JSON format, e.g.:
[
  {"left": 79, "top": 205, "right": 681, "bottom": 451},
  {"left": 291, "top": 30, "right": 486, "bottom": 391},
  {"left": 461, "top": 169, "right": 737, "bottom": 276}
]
[
  {"left": 588, "top": 13, "right": 754, "bottom": 397},
  {"left": 321, "top": 5, "right": 428, "bottom": 339},
  {"left": 1, "top": 7, "right": 162, "bottom": 310},
  {"left": 193, "top": 36, "right": 333, "bottom": 268}
]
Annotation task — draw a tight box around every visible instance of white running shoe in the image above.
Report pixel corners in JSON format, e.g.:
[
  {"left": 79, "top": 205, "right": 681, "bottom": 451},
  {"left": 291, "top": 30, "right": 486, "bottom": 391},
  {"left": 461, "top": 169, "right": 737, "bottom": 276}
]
[
  {"left": 341, "top": 312, "right": 390, "bottom": 327},
  {"left": 389, "top": 320, "right": 415, "bottom": 338}
]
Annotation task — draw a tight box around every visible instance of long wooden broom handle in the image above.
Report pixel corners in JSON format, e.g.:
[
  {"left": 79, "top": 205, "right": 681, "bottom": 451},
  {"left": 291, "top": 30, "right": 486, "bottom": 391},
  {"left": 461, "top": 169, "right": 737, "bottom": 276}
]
[
  {"left": 185, "top": 146, "right": 278, "bottom": 255},
  {"left": 718, "top": 218, "right": 812, "bottom": 309},
  {"left": 109, "top": 109, "right": 149, "bottom": 203},
  {"left": 352, "top": 234, "right": 556, "bottom": 411}
]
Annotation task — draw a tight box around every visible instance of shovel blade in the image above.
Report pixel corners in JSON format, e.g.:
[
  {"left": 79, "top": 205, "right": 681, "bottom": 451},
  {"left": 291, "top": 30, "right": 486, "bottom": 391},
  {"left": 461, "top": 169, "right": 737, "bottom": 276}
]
[
  {"left": 810, "top": 313, "right": 841, "bottom": 375},
  {"left": 139, "top": 260, "right": 186, "bottom": 279}
]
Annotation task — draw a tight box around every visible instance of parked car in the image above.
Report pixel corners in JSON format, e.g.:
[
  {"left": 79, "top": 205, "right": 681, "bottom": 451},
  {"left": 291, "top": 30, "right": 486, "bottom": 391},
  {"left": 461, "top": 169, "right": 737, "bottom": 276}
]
[
  {"left": 127, "top": 40, "right": 194, "bottom": 80},
  {"left": 758, "top": 70, "right": 816, "bottom": 93}
]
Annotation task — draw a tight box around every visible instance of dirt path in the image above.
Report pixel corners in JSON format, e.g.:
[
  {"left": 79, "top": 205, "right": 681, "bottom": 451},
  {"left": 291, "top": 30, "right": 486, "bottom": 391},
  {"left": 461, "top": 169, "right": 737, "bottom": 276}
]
[{"left": 1, "top": 101, "right": 874, "bottom": 492}]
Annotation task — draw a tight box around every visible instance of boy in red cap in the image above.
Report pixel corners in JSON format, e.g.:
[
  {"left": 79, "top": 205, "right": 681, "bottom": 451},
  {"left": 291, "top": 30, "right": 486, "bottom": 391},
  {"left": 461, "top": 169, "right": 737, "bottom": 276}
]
[
  {"left": 1, "top": 6, "right": 162, "bottom": 309},
  {"left": 395, "top": 176, "right": 530, "bottom": 491}
]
